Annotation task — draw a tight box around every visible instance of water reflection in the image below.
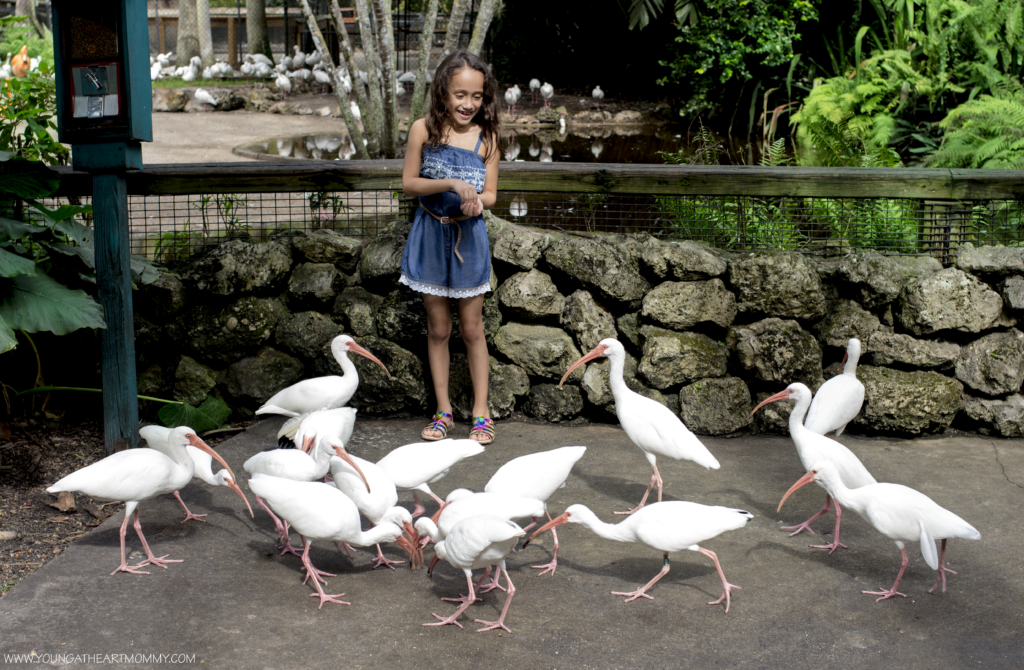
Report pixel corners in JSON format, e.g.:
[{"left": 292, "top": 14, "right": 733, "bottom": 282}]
[{"left": 245, "top": 134, "right": 358, "bottom": 161}]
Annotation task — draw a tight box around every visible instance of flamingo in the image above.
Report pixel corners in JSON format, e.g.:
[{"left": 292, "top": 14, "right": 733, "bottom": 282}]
[
  {"left": 423, "top": 515, "right": 525, "bottom": 632},
  {"left": 540, "top": 82, "right": 554, "bottom": 107},
  {"left": 139, "top": 425, "right": 253, "bottom": 523},
  {"left": 47, "top": 427, "right": 240, "bottom": 575},
  {"left": 805, "top": 338, "right": 865, "bottom": 438},
  {"left": 375, "top": 439, "right": 485, "bottom": 517},
  {"left": 484, "top": 446, "right": 587, "bottom": 575},
  {"left": 255, "top": 335, "right": 389, "bottom": 419},
  {"left": 529, "top": 78, "right": 541, "bottom": 103},
  {"left": 779, "top": 461, "right": 981, "bottom": 600},
  {"left": 751, "top": 382, "right": 877, "bottom": 553},
  {"left": 560, "top": 339, "right": 720, "bottom": 515},
  {"left": 247, "top": 474, "right": 401, "bottom": 609},
  {"left": 527, "top": 502, "right": 752, "bottom": 610}
]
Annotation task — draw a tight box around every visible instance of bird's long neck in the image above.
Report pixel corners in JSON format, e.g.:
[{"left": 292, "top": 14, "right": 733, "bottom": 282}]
[
  {"left": 312, "top": 440, "right": 336, "bottom": 475},
  {"left": 607, "top": 353, "right": 629, "bottom": 401},
  {"left": 571, "top": 506, "right": 634, "bottom": 543},
  {"left": 417, "top": 518, "right": 440, "bottom": 541},
  {"left": 335, "top": 347, "right": 357, "bottom": 378},
  {"left": 819, "top": 473, "right": 868, "bottom": 516},
  {"left": 843, "top": 351, "right": 860, "bottom": 376},
  {"left": 356, "top": 525, "right": 399, "bottom": 547},
  {"left": 789, "top": 392, "right": 812, "bottom": 435}
]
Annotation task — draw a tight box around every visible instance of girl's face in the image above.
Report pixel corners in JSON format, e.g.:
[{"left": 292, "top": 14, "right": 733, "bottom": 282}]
[{"left": 445, "top": 67, "right": 485, "bottom": 131}]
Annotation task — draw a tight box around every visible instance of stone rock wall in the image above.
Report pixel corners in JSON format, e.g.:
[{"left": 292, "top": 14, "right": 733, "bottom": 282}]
[{"left": 133, "top": 215, "right": 1024, "bottom": 437}]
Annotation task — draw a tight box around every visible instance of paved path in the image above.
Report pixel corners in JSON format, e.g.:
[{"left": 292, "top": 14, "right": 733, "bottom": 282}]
[{"left": 2, "top": 418, "right": 1022, "bottom": 668}]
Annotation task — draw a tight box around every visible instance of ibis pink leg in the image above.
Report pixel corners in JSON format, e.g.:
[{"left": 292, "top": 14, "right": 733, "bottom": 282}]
[
  {"left": 928, "top": 539, "right": 958, "bottom": 594},
  {"left": 531, "top": 512, "right": 561, "bottom": 576},
  {"left": 425, "top": 573, "right": 476, "bottom": 628},
  {"left": 299, "top": 537, "right": 349, "bottom": 608},
  {"left": 257, "top": 495, "right": 301, "bottom": 555},
  {"left": 864, "top": 546, "right": 909, "bottom": 601},
  {"left": 698, "top": 547, "right": 740, "bottom": 613},
  {"left": 613, "top": 552, "right": 670, "bottom": 601},
  {"left": 475, "top": 566, "right": 516, "bottom": 633},
  {"left": 172, "top": 491, "right": 207, "bottom": 523},
  {"left": 478, "top": 565, "right": 507, "bottom": 595},
  {"left": 131, "top": 508, "right": 183, "bottom": 570},
  {"left": 615, "top": 465, "right": 663, "bottom": 515},
  {"left": 372, "top": 543, "right": 404, "bottom": 570},
  {"left": 808, "top": 499, "right": 848, "bottom": 554},
  {"left": 111, "top": 503, "right": 151, "bottom": 576},
  {"left": 444, "top": 568, "right": 489, "bottom": 604},
  {"left": 781, "top": 494, "right": 833, "bottom": 536}
]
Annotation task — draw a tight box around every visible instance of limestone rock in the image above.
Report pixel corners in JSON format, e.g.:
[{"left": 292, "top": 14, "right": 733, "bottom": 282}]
[
  {"left": 291, "top": 229, "right": 363, "bottom": 272},
  {"left": 275, "top": 311, "right": 342, "bottom": 362},
  {"left": 185, "top": 297, "right": 288, "bottom": 364},
  {"left": 322, "top": 337, "right": 428, "bottom": 414},
  {"left": 581, "top": 354, "right": 662, "bottom": 408},
  {"left": 893, "top": 256, "right": 943, "bottom": 281},
  {"left": 956, "top": 242, "right": 1024, "bottom": 277},
  {"left": 813, "top": 300, "right": 880, "bottom": 349},
  {"left": 135, "top": 272, "right": 186, "bottom": 322},
  {"left": 897, "top": 268, "right": 1004, "bottom": 335},
  {"left": 544, "top": 237, "right": 650, "bottom": 304},
  {"left": 536, "top": 107, "right": 561, "bottom": 123},
  {"left": 173, "top": 356, "right": 218, "bottom": 406},
  {"left": 641, "top": 279, "right": 737, "bottom": 331},
  {"left": 727, "top": 318, "right": 824, "bottom": 387},
  {"left": 613, "top": 110, "right": 643, "bottom": 123},
  {"left": 332, "top": 287, "right": 383, "bottom": 337},
  {"left": 561, "top": 290, "right": 617, "bottom": 351},
  {"left": 221, "top": 347, "right": 305, "bottom": 407},
  {"left": 377, "top": 287, "right": 428, "bottom": 351},
  {"left": 867, "top": 331, "right": 960, "bottom": 369},
  {"left": 137, "top": 364, "right": 169, "bottom": 400},
  {"left": 288, "top": 263, "right": 341, "bottom": 308},
  {"left": 492, "top": 226, "right": 553, "bottom": 270},
  {"left": 1003, "top": 276, "right": 1024, "bottom": 312},
  {"left": 750, "top": 391, "right": 794, "bottom": 435},
  {"left": 493, "top": 323, "right": 583, "bottom": 382},
  {"left": 497, "top": 269, "right": 566, "bottom": 319},
  {"left": 183, "top": 240, "right": 293, "bottom": 296},
  {"left": 962, "top": 393, "right": 1024, "bottom": 437},
  {"left": 245, "top": 87, "right": 278, "bottom": 112},
  {"left": 852, "top": 366, "right": 963, "bottom": 434},
  {"left": 836, "top": 251, "right": 902, "bottom": 307},
  {"left": 617, "top": 312, "right": 640, "bottom": 348},
  {"left": 678, "top": 377, "right": 752, "bottom": 435},
  {"left": 359, "top": 221, "right": 409, "bottom": 289},
  {"left": 525, "top": 384, "right": 583, "bottom": 422},
  {"left": 449, "top": 355, "right": 529, "bottom": 421},
  {"left": 639, "top": 239, "right": 727, "bottom": 281},
  {"left": 728, "top": 251, "right": 827, "bottom": 319},
  {"left": 638, "top": 326, "right": 729, "bottom": 389},
  {"left": 954, "top": 329, "right": 1024, "bottom": 396},
  {"left": 152, "top": 88, "right": 188, "bottom": 112}
]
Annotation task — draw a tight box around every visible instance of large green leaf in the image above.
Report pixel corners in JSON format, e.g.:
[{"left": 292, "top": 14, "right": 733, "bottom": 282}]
[
  {"left": 0, "top": 312, "right": 16, "bottom": 353},
  {"left": 50, "top": 241, "right": 96, "bottom": 269},
  {"left": 130, "top": 254, "right": 162, "bottom": 285},
  {"left": 0, "top": 246, "right": 37, "bottom": 278},
  {"left": 53, "top": 217, "right": 94, "bottom": 247},
  {"left": 0, "top": 272, "right": 105, "bottom": 335},
  {"left": 158, "top": 396, "right": 231, "bottom": 433},
  {"left": 33, "top": 202, "right": 93, "bottom": 225},
  {"left": 0, "top": 216, "right": 42, "bottom": 244},
  {"left": 0, "top": 159, "right": 60, "bottom": 199}
]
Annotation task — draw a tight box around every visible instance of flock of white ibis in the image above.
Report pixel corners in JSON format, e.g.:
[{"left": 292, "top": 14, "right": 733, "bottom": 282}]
[{"left": 46, "top": 333, "right": 980, "bottom": 630}]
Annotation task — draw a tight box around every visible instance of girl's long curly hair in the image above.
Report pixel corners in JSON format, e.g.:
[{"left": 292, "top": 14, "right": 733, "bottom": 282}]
[{"left": 423, "top": 50, "right": 500, "bottom": 162}]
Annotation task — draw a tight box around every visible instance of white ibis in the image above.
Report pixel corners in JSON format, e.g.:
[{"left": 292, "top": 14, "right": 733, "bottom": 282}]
[
  {"left": 193, "top": 88, "right": 218, "bottom": 110},
  {"left": 779, "top": 461, "right": 980, "bottom": 600},
  {"left": 592, "top": 85, "right": 604, "bottom": 110},
  {"left": 350, "top": 100, "right": 362, "bottom": 123},
  {"left": 278, "top": 405, "right": 357, "bottom": 451},
  {"left": 504, "top": 87, "right": 518, "bottom": 118},
  {"left": 805, "top": 338, "right": 865, "bottom": 438},
  {"left": 509, "top": 194, "right": 527, "bottom": 216},
  {"left": 306, "top": 50, "right": 322, "bottom": 67},
  {"left": 274, "top": 67, "right": 291, "bottom": 99},
  {"left": 540, "top": 82, "right": 554, "bottom": 107},
  {"left": 139, "top": 425, "right": 253, "bottom": 523},
  {"left": 527, "top": 502, "right": 751, "bottom": 610},
  {"left": 375, "top": 439, "right": 485, "bottom": 517},
  {"left": 751, "top": 382, "right": 876, "bottom": 553},
  {"left": 529, "top": 78, "right": 541, "bottom": 103},
  {"left": 291, "top": 45, "right": 307, "bottom": 70},
  {"left": 247, "top": 474, "right": 400, "bottom": 609},
  {"left": 485, "top": 446, "right": 586, "bottom": 575},
  {"left": 255, "top": 335, "right": 389, "bottom": 419},
  {"left": 423, "top": 515, "right": 525, "bottom": 632},
  {"left": 47, "top": 427, "right": 239, "bottom": 575},
  {"left": 250, "top": 53, "right": 274, "bottom": 67},
  {"left": 329, "top": 454, "right": 420, "bottom": 569},
  {"left": 313, "top": 66, "right": 332, "bottom": 94},
  {"left": 560, "top": 339, "right": 720, "bottom": 515}
]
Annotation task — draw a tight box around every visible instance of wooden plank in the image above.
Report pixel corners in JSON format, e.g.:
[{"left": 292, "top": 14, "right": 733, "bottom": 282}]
[
  {"left": 227, "top": 16, "right": 238, "bottom": 68},
  {"left": 52, "top": 163, "right": 1024, "bottom": 201}
]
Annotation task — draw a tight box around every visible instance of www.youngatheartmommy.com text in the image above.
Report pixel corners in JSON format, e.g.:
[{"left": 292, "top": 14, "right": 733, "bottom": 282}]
[{"left": 4, "top": 652, "right": 197, "bottom": 664}]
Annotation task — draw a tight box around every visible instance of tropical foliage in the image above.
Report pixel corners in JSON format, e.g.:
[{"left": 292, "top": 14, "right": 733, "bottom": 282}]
[{"left": 0, "top": 62, "right": 69, "bottom": 166}]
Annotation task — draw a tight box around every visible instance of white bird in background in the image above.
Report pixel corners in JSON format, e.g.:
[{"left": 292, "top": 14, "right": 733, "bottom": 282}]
[
  {"left": 396, "top": 81, "right": 406, "bottom": 96},
  {"left": 560, "top": 339, "right": 720, "bottom": 515},
  {"left": 0, "top": 53, "right": 11, "bottom": 79},
  {"left": 397, "top": 71, "right": 416, "bottom": 84},
  {"left": 591, "top": 138, "right": 604, "bottom": 160},
  {"left": 504, "top": 87, "right": 518, "bottom": 118},
  {"left": 504, "top": 139, "right": 520, "bottom": 162},
  {"left": 150, "top": 61, "right": 162, "bottom": 81},
  {"left": 376, "top": 439, "right": 485, "bottom": 517},
  {"left": 292, "top": 45, "right": 307, "bottom": 70},
  {"left": 509, "top": 195, "right": 528, "bottom": 218},
  {"left": 139, "top": 425, "right": 253, "bottom": 523},
  {"left": 539, "top": 142, "right": 553, "bottom": 163},
  {"left": 240, "top": 60, "right": 254, "bottom": 76},
  {"left": 250, "top": 53, "right": 274, "bottom": 67},
  {"left": 540, "top": 81, "right": 554, "bottom": 107},
  {"left": 313, "top": 67, "right": 332, "bottom": 94},
  {"left": 253, "top": 61, "right": 274, "bottom": 78},
  {"left": 281, "top": 54, "right": 294, "bottom": 71},
  {"left": 248, "top": 474, "right": 402, "bottom": 609},
  {"left": 752, "top": 382, "right": 876, "bottom": 554},
  {"left": 156, "top": 52, "right": 173, "bottom": 68},
  {"left": 276, "top": 137, "right": 294, "bottom": 157},
  {"left": 529, "top": 78, "right": 541, "bottom": 103},
  {"left": 182, "top": 65, "right": 197, "bottom": 82},
  {"left": 423, "top": 515, "right": 525, "bottom": 632},
  {"left": 592, "top": 85, "right": 604, "bottom": 110},
  {"left": 255, "top": 335, "right": 390, "bottom": 419},
  {"left": 47, "top": 427, "right": 239, "bottom": 575},
  {"left": 485, "top": 446, "right": 587, "bottom": 575},
  {"left": 528, "top": 138, "right": 540, "bottom": 157},
  {"left": 290, "top": 68, "right": 312, "bottom": 82},
  {"left": 201, "top": 66, "right": 214, "bottom": 80},
  {"left": 527, "top": 502, "right": 752, "bottom": 611},
  {"left": 274, "top": 67, "right": 291, "bottom": 98},
  {"left": 805, "top": 338, "right": 865, "bottom": 438},
  {"left": 350, "top": 100, "right": 362, "bottom": 123},
  {"left": 193, "top": 88, "right": 218, "bottom": 110},
  {"left": 779, "top": 461, "right": 980, "bottom": 601},
  {"left": 305, "top": 50, "right": 322, "bottom": 67}
]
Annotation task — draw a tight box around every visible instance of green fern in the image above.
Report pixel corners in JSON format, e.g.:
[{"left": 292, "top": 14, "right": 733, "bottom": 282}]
[{"left": 928, "top": 91, "right": 1024, "bottom": 168}]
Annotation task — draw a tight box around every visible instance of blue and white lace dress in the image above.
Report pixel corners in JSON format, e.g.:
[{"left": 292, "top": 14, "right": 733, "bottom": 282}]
[{"left": 399, "top": 136, "right": 491, "bottom": 298}]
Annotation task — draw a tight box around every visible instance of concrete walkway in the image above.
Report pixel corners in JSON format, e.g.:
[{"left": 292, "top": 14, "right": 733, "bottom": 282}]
[{"left": 1, "top": 417, "right": 1022, "bottom": 669}]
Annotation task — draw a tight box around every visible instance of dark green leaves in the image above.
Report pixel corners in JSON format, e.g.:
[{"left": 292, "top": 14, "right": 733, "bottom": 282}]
[{"left": 158, "top": 396, "right": 232, "bottom": 433}]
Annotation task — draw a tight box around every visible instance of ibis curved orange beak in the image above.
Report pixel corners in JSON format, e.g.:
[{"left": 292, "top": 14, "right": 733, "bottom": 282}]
[
  {"left": 301, "top": 433, "right": 316, "bottom": 454},
  {"left": 350, "top": 342, "right": 391, "bottom": 380},
  {"left": 333, "top": 444, "right": 371, "bottom": 494},
  {"left": 187, "top": 435, "right": 253, "bottom": 517},
  {"left": 558, "top": 345, "right": 607, "bottom": 388},
  {"left": 777, "top": 469, "right": 819, "bottom": 513},
  {"left": 222, "top": 474, "right": 255, "bottom": 518},
  {"left": 524, "top": 510, "right": 572, "bottom": 548},
  {"left": 750, "top": 387, "right": 793, "bottom": 418}
]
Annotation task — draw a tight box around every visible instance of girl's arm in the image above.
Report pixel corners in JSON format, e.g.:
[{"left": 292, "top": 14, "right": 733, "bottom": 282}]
[
  {"left": 402, "top": 119, "right": 479, "bottom": 205},
  {"left": 461, "top": 131, "right": 500, "bottom": 216}
]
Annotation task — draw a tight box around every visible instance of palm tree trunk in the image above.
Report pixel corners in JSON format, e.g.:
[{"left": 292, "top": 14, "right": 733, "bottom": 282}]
[
  {"left": 177, "top": 0, "right": 201, "bottom": 65},
  {"left": 467, "top": 0, "right": 499, "bottom": 56},
  {"left": 353, "top": 0, "right": 385, "bottom": 152},
  {"left": 197, "top": 0, "right": 215, "bottom": 68},
  {"left": 297, "top": 0, "right": 370, "bottom": 160},
  {"left": 409, "top": 0, "right": 439, "bottom": 123},
  {"left": 442, "top": 0, "right": 468, "bottom": 58},
  {"left": 328, "top": 0, "right": 376, "bottom": 156},
  {"left": 372, "top": 0, "right": 397, "bottom": 154},
  {"left": 246, "top": 0, "right": 274, "bottom": 62}
]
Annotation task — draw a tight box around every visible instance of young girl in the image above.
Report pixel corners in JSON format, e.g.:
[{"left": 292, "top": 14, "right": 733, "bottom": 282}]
[{"left": 399, "top": 50, "right": 500, "bottom": 445}]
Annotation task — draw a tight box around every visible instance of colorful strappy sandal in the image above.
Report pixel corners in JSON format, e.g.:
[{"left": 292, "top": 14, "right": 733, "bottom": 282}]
[
  {"left": 421, "top": 411, "right": 453, "bottom": 441},
  {"left": 469, "top": 416, "right": 495, "bottom": 445}
]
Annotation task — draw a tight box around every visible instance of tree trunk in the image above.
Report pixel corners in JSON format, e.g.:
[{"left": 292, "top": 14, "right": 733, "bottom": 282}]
[
  {"left": 353, "top": 0, "right": 385, "bottom": 152},
  {"left": 329, "top": 0, "right": 376, "bottom": 156},
  {"left": 467, "top": 0, "right": 499, "bottom": 56},
  {"left": 176, "top": 0, "right": 201, "bottom": 65},
  {"left": 13, "top": 0, "right": 48, "bottom": 39},
  {"left": 298, "top": 0, "right": 370, "bottom": 160},
  {"left": 372, "top": 0, "right": 397, "bottom": 153},
  {"left": 409, "top": 0, "right": 439, "bottom": 123},
  {"left": 246, "top": 0, "right": 274, "bottom": 62},
  {"left": 197, "top": 0, "right": 215, "bottom": 68},
  {"left": 442, "top": 0, "right": 468, "bottom": 58}
]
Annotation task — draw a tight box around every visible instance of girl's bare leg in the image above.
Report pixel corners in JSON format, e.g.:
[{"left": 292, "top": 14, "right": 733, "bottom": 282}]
[
  {"left": 458, "top": 294, "right": 490, "bottom": 421},
  {"left": 423, "top": 294, "right": 454, "bottom": 438}
]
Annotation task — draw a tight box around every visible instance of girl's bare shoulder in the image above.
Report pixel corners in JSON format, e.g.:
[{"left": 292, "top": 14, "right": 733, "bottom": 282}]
[{"left": 409, "top": 118, "right": 428, "bottom": 137}]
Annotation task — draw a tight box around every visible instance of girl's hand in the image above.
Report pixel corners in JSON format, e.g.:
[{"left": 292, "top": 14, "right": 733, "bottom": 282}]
[
  {"left": 450, "top": 179, "right": 479, "bottom": 206},
  {"left": 460, "top": 200, "right": 483, "bottom": 217}
]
